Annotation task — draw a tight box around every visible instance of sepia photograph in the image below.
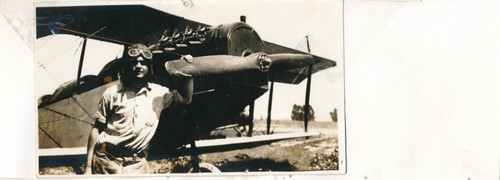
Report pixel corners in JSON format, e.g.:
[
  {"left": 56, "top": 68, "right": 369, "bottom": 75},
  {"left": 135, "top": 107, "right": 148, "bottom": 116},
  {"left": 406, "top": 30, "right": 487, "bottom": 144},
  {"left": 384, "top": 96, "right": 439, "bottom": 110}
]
[{"left": 35, "top": 0, "right": 345, "bottom": 176}]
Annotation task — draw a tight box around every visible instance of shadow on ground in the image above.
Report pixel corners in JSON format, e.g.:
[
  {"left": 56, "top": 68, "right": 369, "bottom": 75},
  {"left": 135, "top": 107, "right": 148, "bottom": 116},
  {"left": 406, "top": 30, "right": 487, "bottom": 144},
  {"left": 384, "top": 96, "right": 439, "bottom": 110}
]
[
  {"left": 152, "top": 153, "right": 295, "bottom": 173},
  {"left": 39, "top": 155, "right": 85, "bottom": 175},
  {"left": 215, "top": 153, "right": 296, "bottom": 172}
]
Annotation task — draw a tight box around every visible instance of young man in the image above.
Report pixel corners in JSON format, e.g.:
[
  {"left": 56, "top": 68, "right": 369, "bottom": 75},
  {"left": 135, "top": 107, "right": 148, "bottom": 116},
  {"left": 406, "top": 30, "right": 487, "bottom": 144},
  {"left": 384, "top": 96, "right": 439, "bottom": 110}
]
[{"left": 83, "top": 44, "right": 193, "bottom": 174}]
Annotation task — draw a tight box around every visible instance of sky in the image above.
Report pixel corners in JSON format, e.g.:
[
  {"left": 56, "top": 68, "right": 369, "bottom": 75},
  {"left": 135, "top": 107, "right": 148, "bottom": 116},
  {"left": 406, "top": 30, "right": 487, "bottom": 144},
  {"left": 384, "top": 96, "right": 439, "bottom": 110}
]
[{"left": 34, "top": 0, "right": 344, "bottom": 121}]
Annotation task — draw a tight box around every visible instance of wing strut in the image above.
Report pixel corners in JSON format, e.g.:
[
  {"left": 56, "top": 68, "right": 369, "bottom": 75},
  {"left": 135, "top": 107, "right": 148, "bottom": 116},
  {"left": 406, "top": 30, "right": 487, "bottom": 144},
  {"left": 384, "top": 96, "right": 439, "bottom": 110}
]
[
  {"left": 75, "top": 38, "right": 87, "bottom": 91},
  {"left": 303, "top": 35, "right": 312, "bottom": 132},
  {"left": 75, "top": 26, "right": 107, "bottom": 93},
  {"left": 266, "top": 73, "right": 275, "bottom": 135}
]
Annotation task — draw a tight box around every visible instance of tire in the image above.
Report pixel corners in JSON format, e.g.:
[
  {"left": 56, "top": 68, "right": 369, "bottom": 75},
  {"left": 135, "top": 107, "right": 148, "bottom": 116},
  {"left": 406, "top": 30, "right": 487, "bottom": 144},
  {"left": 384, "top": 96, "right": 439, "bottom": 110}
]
[{"left": 188, "top": 162, "right": 221, "bottom": 173}]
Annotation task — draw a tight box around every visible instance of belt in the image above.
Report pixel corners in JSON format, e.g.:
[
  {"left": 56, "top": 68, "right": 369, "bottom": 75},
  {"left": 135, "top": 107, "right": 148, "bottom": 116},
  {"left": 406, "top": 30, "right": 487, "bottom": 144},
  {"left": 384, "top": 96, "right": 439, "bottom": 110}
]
[{"left": 96, "top": 142, "right": 147, "bottom": 160}]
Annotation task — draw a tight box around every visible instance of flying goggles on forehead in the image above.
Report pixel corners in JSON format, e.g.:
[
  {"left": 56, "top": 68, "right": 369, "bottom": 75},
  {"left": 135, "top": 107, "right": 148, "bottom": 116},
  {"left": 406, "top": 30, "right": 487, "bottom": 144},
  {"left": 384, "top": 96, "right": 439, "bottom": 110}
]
[{"left": 128, "top": 48, "right": 153, "bottom": 59}]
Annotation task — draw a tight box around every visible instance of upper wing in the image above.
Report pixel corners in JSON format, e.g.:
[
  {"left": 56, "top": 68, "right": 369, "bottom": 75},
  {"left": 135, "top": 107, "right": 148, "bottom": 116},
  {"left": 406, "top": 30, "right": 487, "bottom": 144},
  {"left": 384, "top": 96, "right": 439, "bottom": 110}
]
[
  {"left": 36, "top": 5, "right": 336, "bottom": 85},
  {"left": 36, "top": 5, "right": 209, "bottom": 45}
]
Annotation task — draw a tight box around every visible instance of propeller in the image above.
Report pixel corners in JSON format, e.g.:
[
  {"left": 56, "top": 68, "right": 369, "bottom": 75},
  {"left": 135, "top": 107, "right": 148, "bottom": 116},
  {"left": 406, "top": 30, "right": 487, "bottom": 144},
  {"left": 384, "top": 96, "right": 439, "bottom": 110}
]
[{"left": 164, "top": 53, "right": 313, "bottom": 77}]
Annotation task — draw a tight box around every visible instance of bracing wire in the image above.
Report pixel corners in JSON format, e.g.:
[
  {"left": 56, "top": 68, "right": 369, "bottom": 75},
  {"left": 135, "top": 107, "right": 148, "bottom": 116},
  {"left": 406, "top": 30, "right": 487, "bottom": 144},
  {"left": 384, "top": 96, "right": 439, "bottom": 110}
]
[{"left": 47, "top": 25, "right": 131, "bottom": 45}]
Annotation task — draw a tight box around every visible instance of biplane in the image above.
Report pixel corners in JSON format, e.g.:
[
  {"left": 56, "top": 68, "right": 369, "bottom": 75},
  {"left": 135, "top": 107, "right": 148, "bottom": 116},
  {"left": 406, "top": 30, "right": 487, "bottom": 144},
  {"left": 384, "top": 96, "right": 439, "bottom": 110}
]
[{"left": 35, "top": 5, "right": 337, "bottom": 173}]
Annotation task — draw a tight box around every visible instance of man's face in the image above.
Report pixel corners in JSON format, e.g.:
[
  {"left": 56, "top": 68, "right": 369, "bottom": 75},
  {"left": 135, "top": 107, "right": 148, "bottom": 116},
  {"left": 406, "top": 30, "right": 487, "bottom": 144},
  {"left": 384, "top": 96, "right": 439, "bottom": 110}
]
[{"left": 127, "top": 56, "right": 149, "bottom": 79}]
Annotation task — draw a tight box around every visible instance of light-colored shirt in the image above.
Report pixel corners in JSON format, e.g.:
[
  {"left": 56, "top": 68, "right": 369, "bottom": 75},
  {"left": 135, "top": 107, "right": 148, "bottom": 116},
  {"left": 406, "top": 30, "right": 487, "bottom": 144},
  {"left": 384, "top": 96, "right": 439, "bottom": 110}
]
[{"left": 94, "top": 82, "right": 174, "bottom": 154}]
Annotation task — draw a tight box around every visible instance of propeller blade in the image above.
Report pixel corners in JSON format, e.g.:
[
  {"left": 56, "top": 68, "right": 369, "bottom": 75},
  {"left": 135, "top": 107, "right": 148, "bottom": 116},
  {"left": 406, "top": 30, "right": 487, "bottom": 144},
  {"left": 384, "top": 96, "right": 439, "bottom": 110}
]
[
  {"left": 164, "top": 53, "right": 313, "bottom": 76},
  {"left": 268, "top": 53, "right": 313, "bottom": 71}
]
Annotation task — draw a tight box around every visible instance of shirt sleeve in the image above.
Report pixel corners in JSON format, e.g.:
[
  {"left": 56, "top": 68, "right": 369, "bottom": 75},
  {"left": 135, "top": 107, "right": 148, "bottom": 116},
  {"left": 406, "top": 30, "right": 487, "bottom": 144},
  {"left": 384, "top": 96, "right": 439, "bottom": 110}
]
[
  {"left": 94, "top": 95, "right": 109, "bottom": 124},
  {"left": 162, "top": 88, "right": 176, "bottom": 109}
]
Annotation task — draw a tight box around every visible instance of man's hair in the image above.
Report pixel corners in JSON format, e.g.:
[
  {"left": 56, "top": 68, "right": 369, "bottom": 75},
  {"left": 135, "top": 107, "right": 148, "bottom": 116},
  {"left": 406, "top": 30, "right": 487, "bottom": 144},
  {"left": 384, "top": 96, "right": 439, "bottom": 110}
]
[{"left": 119, "top": 43, "right": 153, "bottom": 83}]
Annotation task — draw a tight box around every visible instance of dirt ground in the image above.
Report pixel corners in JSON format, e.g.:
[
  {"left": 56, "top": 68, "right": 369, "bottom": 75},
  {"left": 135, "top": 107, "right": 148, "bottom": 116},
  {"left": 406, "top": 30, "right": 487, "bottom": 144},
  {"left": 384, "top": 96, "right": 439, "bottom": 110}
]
[{"left": 40, "top": 120, "right": 339, "bottom": 175}]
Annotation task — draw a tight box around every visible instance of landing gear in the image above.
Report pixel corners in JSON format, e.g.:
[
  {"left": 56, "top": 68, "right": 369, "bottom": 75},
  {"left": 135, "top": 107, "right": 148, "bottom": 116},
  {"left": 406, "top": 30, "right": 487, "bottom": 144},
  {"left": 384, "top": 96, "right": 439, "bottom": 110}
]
[
  {"left": 188, "top": 140, "right": 221, "bottom": 173},
  {"left": 188, "top": 162, "right": 221, "bottom": 173}
]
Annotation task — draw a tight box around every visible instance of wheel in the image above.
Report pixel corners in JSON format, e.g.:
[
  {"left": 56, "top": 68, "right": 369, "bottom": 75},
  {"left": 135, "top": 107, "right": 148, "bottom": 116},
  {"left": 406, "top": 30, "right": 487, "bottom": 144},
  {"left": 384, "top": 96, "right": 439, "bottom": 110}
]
[{"left": 188, "top": 162, "right": 221, "bottom": 173}]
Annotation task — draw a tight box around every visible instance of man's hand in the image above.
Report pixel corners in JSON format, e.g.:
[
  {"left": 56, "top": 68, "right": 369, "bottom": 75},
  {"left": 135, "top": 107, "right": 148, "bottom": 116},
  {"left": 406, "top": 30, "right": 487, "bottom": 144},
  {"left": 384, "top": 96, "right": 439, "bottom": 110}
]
[
  {"left": 173, "top": 76, "right": 193, "bottom": 105},
  {"left": 83, "top": 123, "right": 103, "bottom": 175}
]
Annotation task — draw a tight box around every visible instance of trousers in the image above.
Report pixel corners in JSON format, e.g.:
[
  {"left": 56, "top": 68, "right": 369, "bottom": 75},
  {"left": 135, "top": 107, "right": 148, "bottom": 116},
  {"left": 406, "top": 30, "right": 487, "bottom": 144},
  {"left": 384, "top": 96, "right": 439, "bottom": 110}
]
[{"left": 92, "top": 150, "right": 150, "bottom": 174}]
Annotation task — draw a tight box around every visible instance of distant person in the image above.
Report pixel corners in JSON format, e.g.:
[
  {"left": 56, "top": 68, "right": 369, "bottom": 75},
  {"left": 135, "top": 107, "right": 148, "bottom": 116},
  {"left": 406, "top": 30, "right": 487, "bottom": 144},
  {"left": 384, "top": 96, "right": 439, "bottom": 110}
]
[{"left": 83, "top": 43, "right": 193, "bottom": 174}]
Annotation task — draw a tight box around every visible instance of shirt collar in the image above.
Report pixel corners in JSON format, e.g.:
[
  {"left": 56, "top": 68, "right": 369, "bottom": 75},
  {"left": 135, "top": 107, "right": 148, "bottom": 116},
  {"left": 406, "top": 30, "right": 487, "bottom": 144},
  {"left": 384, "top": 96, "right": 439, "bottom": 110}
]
[{"left": 118, "top": 82, "right": 152, "bottom": 95}]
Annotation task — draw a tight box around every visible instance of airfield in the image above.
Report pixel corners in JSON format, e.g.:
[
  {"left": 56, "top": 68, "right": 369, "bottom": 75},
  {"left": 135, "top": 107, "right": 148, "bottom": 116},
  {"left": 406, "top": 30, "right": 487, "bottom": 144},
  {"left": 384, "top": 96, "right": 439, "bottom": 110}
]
[{"left": 39, "top": 120, "right": 339, "bottom": 174}]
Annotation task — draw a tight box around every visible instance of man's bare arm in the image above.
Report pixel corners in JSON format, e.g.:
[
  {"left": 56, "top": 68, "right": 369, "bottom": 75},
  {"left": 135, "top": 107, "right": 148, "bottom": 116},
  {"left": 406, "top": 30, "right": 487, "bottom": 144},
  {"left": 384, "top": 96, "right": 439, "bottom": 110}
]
[
  {"left": 83, "top": 122, "right": 105, "bottom": 175},
  {"left": 173, "top": 75, "right": 193, "bottom": 105}
]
